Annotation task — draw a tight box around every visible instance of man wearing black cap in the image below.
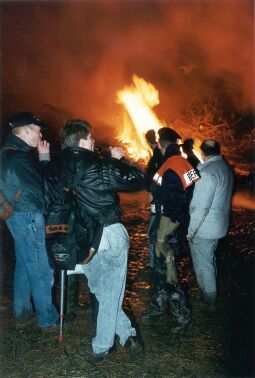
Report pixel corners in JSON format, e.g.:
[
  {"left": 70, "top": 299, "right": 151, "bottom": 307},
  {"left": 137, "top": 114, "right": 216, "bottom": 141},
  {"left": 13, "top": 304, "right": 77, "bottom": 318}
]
[
  {"left": 143, "top": 127, "right": 199, "bottom": 326},
  {"left": 0, "top": 112, "right": 58, "bottom": 330}
]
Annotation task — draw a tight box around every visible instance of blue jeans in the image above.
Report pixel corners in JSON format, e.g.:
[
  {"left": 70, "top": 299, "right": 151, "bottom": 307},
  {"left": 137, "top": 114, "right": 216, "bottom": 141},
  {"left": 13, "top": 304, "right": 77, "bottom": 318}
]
[
  {"left": 81, "top": 223, "right": 136, "bottom": 354},
  {"left": 189, "top": 237, "right": 219, "bottom": 300},
  {"left": 6, "top": 212, "right": 58, "bottom": 327}
]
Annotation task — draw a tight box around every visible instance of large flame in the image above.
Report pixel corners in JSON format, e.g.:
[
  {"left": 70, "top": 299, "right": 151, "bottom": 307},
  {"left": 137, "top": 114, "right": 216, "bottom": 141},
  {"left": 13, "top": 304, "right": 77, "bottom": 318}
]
[
  {"left": 117, "top": 75, "right": 202, "bottom": 162},
  {"left": 116, "top": 75, "right": 165, "bottom": 160}
]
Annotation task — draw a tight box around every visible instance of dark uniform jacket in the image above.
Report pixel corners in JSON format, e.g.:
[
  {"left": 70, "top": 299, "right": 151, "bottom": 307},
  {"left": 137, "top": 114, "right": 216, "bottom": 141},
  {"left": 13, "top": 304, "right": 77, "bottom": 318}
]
[{"left": 151, "top": 144, "right": 197, "bottom": 232}]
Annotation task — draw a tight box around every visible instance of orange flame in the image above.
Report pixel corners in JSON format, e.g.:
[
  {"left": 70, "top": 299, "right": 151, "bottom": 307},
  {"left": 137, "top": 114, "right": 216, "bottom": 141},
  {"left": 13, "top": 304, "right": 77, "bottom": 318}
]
[
  {"left": 117, "top": 75, "right": 202, "bottom": 162},
  {"left": 116, "top": 75, "right": 165, "bottom": 160}
]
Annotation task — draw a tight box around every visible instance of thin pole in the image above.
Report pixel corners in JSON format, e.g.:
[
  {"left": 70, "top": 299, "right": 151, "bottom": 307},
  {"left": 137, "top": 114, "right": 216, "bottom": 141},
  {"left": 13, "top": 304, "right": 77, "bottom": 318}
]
[{"left": 58, "top": 269, "right": 65, "bottom": 343}]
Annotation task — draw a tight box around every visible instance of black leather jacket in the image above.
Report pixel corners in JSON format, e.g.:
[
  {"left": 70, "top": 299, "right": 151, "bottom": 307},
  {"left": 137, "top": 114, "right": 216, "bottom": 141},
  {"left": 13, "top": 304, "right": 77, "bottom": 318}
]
[
  {"left": 0, "top": 134, "right": 45, "bottom": 213},
  {"left": 44, "top": 147, "right": 146, "bottom": 227}
]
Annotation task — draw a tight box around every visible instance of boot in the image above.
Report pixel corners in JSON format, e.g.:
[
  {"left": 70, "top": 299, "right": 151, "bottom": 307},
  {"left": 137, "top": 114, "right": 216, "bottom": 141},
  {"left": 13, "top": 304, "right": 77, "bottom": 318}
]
[{"left": 167, "top": 284, "right": 191, "bottom": 325}]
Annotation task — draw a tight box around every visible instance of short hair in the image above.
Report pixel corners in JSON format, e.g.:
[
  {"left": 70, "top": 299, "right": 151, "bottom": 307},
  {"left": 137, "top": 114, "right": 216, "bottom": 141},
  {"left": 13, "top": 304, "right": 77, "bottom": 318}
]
[
  {"left": 60, "top": 119, "right": 91, "bottom": 148},
  {"left": 200, "top": 139, "right": 221, "bottom": 156}
]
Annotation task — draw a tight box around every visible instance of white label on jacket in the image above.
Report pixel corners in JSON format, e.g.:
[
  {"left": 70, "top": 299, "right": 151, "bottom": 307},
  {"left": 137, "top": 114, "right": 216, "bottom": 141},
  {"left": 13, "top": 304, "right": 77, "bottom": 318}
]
[
  {"left": 183, "top": 169, "right": 199, "bottom": 185},
  {"left": 153, "top": 173, "right": 162, "bottom": 185}
]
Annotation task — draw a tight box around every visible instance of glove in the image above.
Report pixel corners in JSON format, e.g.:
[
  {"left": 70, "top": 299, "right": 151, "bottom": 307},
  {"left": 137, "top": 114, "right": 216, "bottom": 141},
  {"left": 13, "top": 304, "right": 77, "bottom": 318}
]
[{"left": 155, "top": 215, "right": 179, "bottom": 257}]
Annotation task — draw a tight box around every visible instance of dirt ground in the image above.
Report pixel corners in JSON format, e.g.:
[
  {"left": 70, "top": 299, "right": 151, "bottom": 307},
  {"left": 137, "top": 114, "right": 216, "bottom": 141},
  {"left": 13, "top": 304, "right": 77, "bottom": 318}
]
[{"left": 0, "top": 191, "right": 254, "bottom": 378}]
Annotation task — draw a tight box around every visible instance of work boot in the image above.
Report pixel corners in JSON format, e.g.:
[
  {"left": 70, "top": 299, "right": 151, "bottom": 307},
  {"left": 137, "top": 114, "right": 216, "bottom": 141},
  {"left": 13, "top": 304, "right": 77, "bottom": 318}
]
[
  {"left": 203, "top": 292, "right": 217, "bottom": 306},
  {"left": 92, "top": 343, "right": 117, "bottom": 362},
  {"left": 167, "top": 284, "right": 191, "bottom": 325},
  {"left": 15, "top": 315, "right": 36, "bottom": 330},
  {"left": 141, "top": 287, "right": 167, "bottom": 322},
  {"left": 141, "top": 303, "right": 164, "bottom": 322},
  {"left": 124, "top": 336, "right": 144, "bottom": 359}
]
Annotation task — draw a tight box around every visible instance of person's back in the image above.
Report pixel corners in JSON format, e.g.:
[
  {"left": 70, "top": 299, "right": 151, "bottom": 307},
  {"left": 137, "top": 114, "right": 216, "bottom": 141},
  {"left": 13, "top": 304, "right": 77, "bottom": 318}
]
[
  {"left": 182, "top": 138, "right": 200, "bottom": 169},
  {"left": 61, "top": 119, "right": 146, "bottom": 361},
  {"left": 61, "top": 146, "right": 145, "bottom": 226},
  {"left": 187, "top": 139, "right": 234, "bottom": 305},
  {"left": 189, "top": 155, "right": 233, "bottom": 239}
]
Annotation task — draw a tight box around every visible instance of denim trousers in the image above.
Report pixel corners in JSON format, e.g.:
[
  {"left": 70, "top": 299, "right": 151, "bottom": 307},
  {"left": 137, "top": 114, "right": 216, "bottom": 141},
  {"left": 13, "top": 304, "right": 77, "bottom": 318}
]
[
  {"left": 6, "top": 212, "right": 58, "bottom": 327},
  {"left": 189, "top": 237, "right": 219, "bottom": 299},
  {"left": 75, "top": 223, "right": 136, "bottom": 354}
]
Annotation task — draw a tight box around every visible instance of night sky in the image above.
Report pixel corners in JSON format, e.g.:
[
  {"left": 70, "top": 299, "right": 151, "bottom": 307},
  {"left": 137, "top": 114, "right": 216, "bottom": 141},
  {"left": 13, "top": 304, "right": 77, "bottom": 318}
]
[{"left": 1, "top": 0, "right": 254, "bottom": 162}]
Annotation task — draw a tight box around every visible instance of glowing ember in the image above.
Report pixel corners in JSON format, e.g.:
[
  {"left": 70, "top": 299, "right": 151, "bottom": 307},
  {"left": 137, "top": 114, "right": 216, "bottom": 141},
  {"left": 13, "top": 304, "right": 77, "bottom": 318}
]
[{"left": 117, "top": 75, "right": 165, "bottom": 161}]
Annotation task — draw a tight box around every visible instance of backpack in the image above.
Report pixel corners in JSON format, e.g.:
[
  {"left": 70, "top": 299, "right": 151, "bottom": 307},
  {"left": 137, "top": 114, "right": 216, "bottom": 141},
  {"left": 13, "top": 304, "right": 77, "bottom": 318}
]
[
  {"left": 44, "top": 186, "right": 92, "bottom": 271},
  {"left": 45, "top": 189, "right": 78, "bottom": 270},
  {"left": 0, "top": 147, "right": 20, "bottom": 221}
]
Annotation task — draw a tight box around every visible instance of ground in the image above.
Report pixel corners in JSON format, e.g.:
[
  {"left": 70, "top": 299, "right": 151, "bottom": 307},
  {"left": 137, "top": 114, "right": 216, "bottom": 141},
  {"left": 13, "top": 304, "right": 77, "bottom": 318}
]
[{"left": 0, "top": 191, "right": 254, "bottom": 378}]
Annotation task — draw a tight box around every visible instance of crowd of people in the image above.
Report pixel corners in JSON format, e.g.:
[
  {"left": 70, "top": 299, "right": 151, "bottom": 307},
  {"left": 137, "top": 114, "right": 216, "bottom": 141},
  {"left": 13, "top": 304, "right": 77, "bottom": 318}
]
[{"left": 0, "top": 112, "right": 234, "bottom": 362}]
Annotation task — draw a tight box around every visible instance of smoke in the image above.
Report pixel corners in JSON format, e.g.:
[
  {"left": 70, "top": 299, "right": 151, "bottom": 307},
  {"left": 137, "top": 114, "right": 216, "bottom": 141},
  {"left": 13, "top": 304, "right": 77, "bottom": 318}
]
[{"left": 1, "top": 0, "right": 254, "bottom": 145}]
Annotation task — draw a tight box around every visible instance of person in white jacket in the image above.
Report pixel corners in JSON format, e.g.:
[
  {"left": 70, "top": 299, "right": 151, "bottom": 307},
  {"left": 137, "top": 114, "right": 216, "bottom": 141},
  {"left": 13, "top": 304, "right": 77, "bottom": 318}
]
[{"left": 187, "top": 140, "right": 233, "bottom": 304}]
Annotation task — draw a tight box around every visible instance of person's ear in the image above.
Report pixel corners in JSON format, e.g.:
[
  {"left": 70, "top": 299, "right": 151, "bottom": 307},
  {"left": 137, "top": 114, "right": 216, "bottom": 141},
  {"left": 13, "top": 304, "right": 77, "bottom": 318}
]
[{"left": 78, "top": 138, "right": 86, "bottom": 148}]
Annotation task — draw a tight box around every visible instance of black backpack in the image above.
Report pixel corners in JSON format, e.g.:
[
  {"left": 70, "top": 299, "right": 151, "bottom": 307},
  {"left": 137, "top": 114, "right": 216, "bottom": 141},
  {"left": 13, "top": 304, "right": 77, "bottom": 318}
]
[{"left": 45, "top": 189, "right": 78, "bottom": 270}]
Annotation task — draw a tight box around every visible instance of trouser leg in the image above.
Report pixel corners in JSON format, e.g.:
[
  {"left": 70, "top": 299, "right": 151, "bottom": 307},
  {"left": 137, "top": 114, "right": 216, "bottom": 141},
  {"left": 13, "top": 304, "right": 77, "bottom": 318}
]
[
  {"left": 6, "top": 212, "right": 58, "bottom": 327},
  {"left": 83, "top": 224, "right": 136, "bottom": 354},
  {"left": 189, "top": 237, "right": 219, "bottom": 300},
  {"left": 90, "top": 292, "right": 99, "bottom": 322},
  {"left": 150, "top": 254, "right": 168, "bottom": 313}
]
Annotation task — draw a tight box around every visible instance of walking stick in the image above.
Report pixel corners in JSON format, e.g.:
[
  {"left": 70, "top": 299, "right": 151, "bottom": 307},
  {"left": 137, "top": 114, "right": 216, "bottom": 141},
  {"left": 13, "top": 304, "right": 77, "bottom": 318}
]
[{"left": 58, "top": 269, "right": 65, "bottom": 343}]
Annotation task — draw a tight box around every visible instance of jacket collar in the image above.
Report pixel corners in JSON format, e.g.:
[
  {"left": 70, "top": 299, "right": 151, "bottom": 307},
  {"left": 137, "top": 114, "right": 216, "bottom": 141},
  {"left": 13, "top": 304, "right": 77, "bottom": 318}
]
[
  {"left": 197, "top": 155, "right": 223, "bottom": 171},
  {"left": 163, "top": 143, "right": 181, "bottom": 161},
  {"left": 3, "top": 134, "right": 32, "bottom": 152},
  {"left": 61, "top": 146, "right": 99, "bottom": 158}
]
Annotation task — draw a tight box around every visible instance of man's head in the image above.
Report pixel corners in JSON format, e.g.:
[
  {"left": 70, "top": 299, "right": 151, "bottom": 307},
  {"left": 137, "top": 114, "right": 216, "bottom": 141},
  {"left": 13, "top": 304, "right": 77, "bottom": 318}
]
[
  {"left": 9, "top": 112, "right": 47, "bottom": 147},
  {"left": 200, "top": 139, "right": 221, "bottom": 160},
  {"left": 145, "top": 129, "right": 157, "bottom": 147},
  {"left": 157, "top": 127, "right": 181, "bottom": 154},
  {"left": 182, "top": 138, "right": 194, "bottom": 154},
  {"left": 60, "top": 119, "right": 94, "bottom": 151}
]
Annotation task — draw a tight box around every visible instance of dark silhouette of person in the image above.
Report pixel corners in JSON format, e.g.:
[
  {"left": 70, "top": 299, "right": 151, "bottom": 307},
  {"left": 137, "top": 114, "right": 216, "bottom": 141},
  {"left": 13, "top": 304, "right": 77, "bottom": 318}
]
[{"left": 182, "top": 139, "right": 200, "bottom": 169}]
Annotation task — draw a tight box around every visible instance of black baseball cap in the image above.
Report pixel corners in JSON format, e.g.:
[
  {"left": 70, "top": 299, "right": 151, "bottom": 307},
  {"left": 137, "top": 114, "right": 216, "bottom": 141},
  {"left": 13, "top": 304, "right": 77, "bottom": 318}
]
[{"left": 8, "top": 112, "right": 47, "bottom": 129}]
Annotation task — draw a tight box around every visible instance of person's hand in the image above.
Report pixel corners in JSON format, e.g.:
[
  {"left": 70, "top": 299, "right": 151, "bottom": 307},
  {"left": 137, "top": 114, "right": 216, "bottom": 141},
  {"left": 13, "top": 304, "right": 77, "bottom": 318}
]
[
  {"left": 37, "top": 140, "right": 50, "bottom": 154},
  {"left": 186, "top": 235, "right": 193, "bottom": 242},
  {"left": 80, "top": 248, "right": 95, "bottom": 264},
  {"left": 109, "top": 146, "right": 124, "bottom": 160}
]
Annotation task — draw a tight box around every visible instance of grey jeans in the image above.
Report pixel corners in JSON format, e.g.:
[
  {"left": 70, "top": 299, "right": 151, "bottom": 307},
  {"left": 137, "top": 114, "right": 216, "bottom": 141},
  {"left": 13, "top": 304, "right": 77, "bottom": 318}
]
[
  {"left": 82, "top": 223, "right": 136, "bottom": 354},
  {"left": 189, "top": 237, "right": 219, "bottom": 300}
]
